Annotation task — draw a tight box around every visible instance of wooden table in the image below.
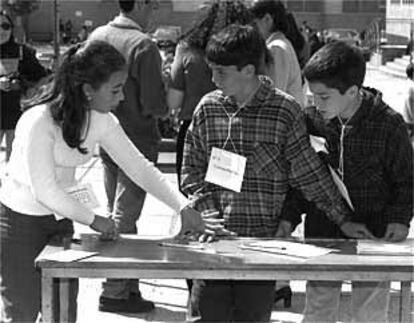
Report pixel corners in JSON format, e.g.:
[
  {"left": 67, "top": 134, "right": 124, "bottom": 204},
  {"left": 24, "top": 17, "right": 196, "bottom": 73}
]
[{"left": 35, "top": 236, "right": 414, "bottom": 323}]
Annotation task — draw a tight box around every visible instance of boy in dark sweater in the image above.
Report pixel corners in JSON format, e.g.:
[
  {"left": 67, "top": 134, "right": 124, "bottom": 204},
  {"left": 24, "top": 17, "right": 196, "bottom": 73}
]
[{"left": 277, "top": 41, "right": 413, "bottom": 323}]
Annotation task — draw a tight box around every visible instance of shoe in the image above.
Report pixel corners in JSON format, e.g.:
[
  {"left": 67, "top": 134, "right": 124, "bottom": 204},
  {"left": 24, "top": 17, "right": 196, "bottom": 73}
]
[
  {"left": 274, "top": 286, "right": 292, "bottom": 308},
  {"left": 98, "top": 292, "right": 155, "bottom": 313}
]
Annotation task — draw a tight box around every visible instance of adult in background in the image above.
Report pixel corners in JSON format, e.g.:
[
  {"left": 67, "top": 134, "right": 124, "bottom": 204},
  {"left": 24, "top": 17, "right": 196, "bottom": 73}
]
[
  {"left": 0, "top": 40, "right": 209, "bottom": 323},
  {"left": 88, "top": 0, "right": 166, "bottom": 313},
  {"left": 251, "top": 0, "right": 305, "bottom": 107},
  {"left": 0, "top": 11, "right": 48, "bottom": 162}
]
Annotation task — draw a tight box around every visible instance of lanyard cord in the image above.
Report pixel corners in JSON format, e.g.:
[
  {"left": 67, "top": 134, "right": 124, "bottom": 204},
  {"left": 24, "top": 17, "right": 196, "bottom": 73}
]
[
  {"left": 222, "top": 105, "right": 244, "bottom": 153},
  {"left": 222, "top": 82, "right": 261, "bottom": 153},
  {"left": 337, "top": 117, "right": 351, "bottom": 181},
  {"left": 337, "top": 91, "right": 362, "bottom": 180}
]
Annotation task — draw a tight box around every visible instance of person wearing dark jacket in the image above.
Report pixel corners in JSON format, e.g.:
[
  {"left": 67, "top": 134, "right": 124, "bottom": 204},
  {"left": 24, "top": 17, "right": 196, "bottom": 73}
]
[
  {"left": 88, "top": 0, "right": 168, "bottom": 313},
  {"left": 276, "top": 41, "right": 413, "bottom": 323},
  {"left": 0, "top": 11, "right": 47, "bottom": 161}
]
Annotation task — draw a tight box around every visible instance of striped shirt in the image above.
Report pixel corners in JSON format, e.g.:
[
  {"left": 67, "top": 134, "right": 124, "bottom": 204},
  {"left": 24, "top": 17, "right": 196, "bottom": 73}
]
[{"left": 181, "top": 77, "right": 351, "bottom": 237}]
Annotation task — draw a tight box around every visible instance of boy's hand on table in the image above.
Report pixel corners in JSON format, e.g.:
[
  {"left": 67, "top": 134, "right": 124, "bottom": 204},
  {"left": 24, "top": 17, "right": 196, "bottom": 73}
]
[
  {"left": 179, "top": 206, "right": 206, "bottom": 236},
  {"left": 340, "top": 221, "right": 375, "bottom": 239},
  {"left": 383, "top": 223, "right": 409, "bottom": 242},
  {"left": 275, "top": 220, "right": 293, "bottom": 237},
  {"left": 198, "top": 211, "right": 237, "bottom": 243}
]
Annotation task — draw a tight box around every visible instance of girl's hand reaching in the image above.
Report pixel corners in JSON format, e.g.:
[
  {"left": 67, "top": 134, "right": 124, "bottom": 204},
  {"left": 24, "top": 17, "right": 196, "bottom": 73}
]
[{"left": 89, "top": 215, "right": 119, "bottom": 240}]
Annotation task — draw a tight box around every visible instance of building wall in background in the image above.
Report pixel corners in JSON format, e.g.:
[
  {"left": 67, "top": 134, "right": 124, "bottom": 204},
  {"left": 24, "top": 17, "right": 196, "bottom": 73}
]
[
  {"left": 26, "top": 0, "right": 385, "bottom": 42},
  {"left": 386, "top": 0, "right": 414, "bottom": 44}
]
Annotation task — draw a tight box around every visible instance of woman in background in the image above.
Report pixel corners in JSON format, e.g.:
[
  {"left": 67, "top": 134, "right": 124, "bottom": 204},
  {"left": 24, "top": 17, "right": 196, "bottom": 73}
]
[
  {"left": 250, "top": 0, "right": 304, "bottom": 107},
  {"left": 0, "top": 10, "right": 48, "bottom": 161}
]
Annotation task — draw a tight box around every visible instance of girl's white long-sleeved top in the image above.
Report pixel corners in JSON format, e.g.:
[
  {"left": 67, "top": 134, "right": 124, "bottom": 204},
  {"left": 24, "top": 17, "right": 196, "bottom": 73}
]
[{"left": 0, "top": 105, "right": 188, "bottom": 225}]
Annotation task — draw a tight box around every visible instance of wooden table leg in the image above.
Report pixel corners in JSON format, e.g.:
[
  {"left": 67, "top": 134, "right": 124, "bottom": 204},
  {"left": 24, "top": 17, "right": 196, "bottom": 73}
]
[
  {"left": 58, "top": 278, "right": 78, "bottom": 323},
  {"left": 41, "top": 275, "right": 55, "bottom": 323},
  {"left": 400, "top": 281, "right": 413, "bottom": 323}
]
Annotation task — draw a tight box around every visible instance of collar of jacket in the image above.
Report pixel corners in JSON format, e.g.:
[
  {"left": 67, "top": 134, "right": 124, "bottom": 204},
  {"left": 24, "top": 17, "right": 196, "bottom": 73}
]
[
  {"left": 326, "top": 87, "right": 386, "bottom": 131},
  {"left": 109, "top": 15, "right": 143, "bottom": 31}
]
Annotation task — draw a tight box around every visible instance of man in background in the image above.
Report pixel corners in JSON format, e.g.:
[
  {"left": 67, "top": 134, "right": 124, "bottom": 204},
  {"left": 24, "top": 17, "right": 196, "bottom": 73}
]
[{"left": 88, "top": 0, "right": 167, "bottom": 313}]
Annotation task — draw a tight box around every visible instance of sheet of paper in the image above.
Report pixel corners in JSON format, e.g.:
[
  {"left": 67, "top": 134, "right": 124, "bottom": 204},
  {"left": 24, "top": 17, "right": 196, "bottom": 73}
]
[
  {"left": 328, "top": 165, "right": 354, "bottom": 211},
  {"left": 357, "top": 239, "right": 414, "bottom": 255},
  {"left": 309, "top": 135, "right": 327, "bottom": 153},
  {"left": 45, "top": 250, "right": 98, "bottom": 262},
  {"left": 240, "top": 240, "right": 336, "bottom": 259}
]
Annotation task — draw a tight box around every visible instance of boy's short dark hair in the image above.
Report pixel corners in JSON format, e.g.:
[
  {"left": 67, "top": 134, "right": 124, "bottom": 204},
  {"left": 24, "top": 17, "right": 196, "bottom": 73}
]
[
  {"left": 406, "top": 63, "right": 414, "bottom": 80},
  {"left": 205, "top": 24, "right": 266, "bottom": 73},
  {"left": 303, "top": 41, "right": 366, "bottom": 94}
]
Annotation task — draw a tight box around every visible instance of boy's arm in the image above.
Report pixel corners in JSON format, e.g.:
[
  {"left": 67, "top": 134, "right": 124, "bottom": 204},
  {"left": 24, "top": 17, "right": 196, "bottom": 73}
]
[
  {"left": 383, "top": 122, "right": 413, "bottom": 227},
  {"left": 278, "top": 187, "right": 308, "bottom": 235},
  {"left": 285, "top": 111, "right": 352, "bottom": 226},
  {"left": 180, "top": 107, "right": 220, "bottom": 219}
]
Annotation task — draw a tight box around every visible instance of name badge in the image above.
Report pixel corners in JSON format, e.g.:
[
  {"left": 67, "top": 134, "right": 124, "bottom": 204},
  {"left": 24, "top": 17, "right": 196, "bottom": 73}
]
[
  {"left": 66, "top": 183, "right": 100, "bottom": 209},
  {"left": 205, "top": 147, "right": 246, "bottom": 192}
]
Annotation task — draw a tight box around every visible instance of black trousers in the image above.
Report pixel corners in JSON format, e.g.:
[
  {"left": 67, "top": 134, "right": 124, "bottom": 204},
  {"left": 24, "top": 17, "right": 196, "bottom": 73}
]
[
  {"left": 190, "top": 279, "right": 275, "bottom": 322},
  {"left": 0, "top": 203, "right": 76, "bottom": 322}
]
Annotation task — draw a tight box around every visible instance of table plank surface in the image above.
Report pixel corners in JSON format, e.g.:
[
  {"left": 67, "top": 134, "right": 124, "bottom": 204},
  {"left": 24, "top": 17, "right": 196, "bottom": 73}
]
[
  {"left": 36, "top": 236, "right": 414, "bottom": 323},
  {"left": 36, "top": 236, "right": 414, "bottom": 278}
]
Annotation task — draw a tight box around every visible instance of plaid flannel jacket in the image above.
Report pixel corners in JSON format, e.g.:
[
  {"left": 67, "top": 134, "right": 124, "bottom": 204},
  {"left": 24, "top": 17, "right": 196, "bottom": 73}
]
[{"left": 181, "top": 78, "right": 351, "bottom": 237}]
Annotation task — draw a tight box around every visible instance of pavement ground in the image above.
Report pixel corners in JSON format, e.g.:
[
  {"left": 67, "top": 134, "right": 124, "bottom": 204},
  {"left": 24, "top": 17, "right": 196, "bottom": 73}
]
[{"left": 0, "top": 67, "right": 413, "bottom": 322}]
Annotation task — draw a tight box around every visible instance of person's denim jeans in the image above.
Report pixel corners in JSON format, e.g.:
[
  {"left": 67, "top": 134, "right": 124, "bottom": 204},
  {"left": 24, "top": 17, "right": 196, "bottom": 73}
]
[
  {"left": 302, "top": 280, "right": 390, "bottom": 323},
  {"left": 100, "top": 144, "right": 159, "bottom": 299},
  {"left": 190, "top": 279, "right": 275, "bottom": 322},
  {"left": 0, "top": 203, "right": 75, "bottom": 322}
]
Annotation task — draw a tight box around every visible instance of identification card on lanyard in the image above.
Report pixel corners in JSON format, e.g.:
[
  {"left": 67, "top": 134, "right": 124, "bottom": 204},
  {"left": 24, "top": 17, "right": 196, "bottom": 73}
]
[
  {"left": 66, "top": 183, "right": 100, "bottom": 209},
  {"left": 205, "top": 147, "right": 246, "bottom": 192}
]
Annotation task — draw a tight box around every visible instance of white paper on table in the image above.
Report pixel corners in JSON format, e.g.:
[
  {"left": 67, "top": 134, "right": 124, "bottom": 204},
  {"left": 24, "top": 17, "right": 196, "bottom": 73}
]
[
  {"left": 44, "top": 250, "right": 98, "bottom": 262},
  {"left": 328, "top": 165, "right": 354, "bottom": 211},
  {"left": 357, "top": 239, "right": 414, "bottom": 255},
  {"left": 240, "top": 240, "right": 337, "bottom": 259}
]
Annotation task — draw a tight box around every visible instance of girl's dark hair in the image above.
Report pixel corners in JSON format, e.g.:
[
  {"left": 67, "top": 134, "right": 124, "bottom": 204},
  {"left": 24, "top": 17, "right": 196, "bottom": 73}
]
[
  {"left": 250, "top": 1, "right": 305, "bottom": 63},
  {"left": 182, "top": 0, "right": 253, "bottom": 52},
  {"left": 27, "top": 41, "right": 126, "bottom": 154},
  {"left": 250, "top": 0, "right": 288, "bottom": 34},
  {"left": 285, "top": 12, "right": 305, "bottom": 60}
]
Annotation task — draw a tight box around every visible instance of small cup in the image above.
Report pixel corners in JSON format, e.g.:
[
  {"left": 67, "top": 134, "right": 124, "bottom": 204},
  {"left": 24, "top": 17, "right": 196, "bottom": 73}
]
[{"left": 80, "top": 233, "right": 101, "bottom": 251}]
